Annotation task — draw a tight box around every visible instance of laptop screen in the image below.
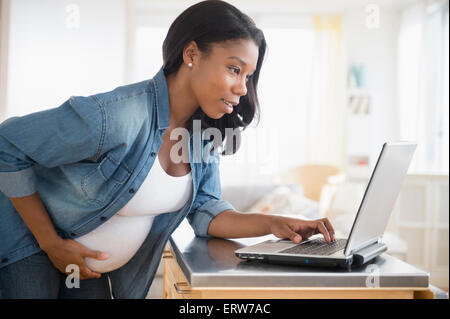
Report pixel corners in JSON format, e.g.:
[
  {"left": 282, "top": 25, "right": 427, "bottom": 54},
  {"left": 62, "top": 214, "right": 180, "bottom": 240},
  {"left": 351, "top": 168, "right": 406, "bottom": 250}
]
[{"left": 344, "top": 142, "right": 417, "bottom": 256}]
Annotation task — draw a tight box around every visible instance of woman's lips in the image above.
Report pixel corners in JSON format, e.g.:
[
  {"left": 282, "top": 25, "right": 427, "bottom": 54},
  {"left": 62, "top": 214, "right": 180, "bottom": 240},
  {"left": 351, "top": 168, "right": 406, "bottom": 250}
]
[{"left": 221, "top": 99, "right": 234, "bottom": 114}]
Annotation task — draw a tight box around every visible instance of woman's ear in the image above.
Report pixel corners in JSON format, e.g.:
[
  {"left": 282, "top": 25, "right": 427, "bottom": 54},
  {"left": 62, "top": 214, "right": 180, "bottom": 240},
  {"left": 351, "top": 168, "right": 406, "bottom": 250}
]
[{"left": 183, "top": 41, "right": 200, "bottom": 67}]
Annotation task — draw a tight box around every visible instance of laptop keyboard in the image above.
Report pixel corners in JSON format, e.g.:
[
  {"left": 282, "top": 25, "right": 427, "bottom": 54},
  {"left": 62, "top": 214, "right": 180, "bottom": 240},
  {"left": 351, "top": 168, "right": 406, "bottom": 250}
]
[{"left": 278, "top": 238, "right": 347, "bottom": 256}]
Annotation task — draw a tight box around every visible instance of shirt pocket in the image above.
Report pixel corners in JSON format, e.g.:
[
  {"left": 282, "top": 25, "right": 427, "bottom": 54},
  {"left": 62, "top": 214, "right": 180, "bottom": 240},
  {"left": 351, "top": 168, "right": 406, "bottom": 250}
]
[{"left": 81, "top": 154, "right": 132, "bottom": 205}]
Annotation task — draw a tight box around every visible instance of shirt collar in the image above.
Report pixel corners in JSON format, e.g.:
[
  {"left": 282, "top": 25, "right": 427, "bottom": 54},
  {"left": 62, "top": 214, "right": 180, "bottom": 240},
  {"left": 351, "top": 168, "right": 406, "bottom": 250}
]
[{"left": 152, "top": 67, "right": 170, "bottom": 130}]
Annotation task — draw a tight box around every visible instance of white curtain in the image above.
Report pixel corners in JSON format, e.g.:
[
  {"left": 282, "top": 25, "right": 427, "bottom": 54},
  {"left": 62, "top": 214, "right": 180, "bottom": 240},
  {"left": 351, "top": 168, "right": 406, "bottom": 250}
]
[
  {"left": 398, "top": 0, "right": 449, "bottom": 173},
  {"left": 306, "top": 15, "right": 346, "bottom": 168}
]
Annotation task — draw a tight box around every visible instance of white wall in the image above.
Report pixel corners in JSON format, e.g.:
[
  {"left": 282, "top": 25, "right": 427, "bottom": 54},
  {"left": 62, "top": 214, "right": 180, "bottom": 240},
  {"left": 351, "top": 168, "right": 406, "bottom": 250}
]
[
  {"left": 343, "top": 7, "right": 401, "bottom": 173},
  {"left": 3, "top": 0, "right": 126, "bottom": 120},
  {"left": 0, "top": 0, "right": 10, "bottom": 121}
]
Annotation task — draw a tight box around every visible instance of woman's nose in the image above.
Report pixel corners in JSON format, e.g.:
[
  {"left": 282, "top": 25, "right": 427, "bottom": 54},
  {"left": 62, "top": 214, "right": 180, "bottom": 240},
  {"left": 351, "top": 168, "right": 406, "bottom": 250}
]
[{"left": 232, "top": 78, "right": 247, "bottom": 97}]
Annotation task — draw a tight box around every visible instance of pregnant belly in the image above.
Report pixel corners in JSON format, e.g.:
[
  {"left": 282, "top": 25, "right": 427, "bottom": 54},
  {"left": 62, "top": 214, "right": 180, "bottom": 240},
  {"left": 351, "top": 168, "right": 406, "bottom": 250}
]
[{"left": 74, "top": 215, "right": 154, "bottom": 273}]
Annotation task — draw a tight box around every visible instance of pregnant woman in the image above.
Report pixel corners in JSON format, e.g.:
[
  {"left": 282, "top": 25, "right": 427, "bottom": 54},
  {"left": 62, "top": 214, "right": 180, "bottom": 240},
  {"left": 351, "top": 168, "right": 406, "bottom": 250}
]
[{"left": 0, "top": 0, "right": 335, "bottom": 299}]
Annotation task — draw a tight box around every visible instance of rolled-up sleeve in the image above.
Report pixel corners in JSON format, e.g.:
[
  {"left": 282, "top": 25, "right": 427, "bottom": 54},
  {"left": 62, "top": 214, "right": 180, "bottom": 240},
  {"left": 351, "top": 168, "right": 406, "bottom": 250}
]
[
  {"left": 187, "top": 150, "right": 235, "bottom": 238},
  {"left": 0, "top": 96, "right": 105, "bottom": 198}
]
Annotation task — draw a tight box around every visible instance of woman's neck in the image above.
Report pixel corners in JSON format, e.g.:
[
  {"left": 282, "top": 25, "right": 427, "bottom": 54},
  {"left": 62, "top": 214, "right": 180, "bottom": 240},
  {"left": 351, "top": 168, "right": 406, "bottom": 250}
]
[{"left": 166, "top": 68, "right": 199, "bottom": 129}]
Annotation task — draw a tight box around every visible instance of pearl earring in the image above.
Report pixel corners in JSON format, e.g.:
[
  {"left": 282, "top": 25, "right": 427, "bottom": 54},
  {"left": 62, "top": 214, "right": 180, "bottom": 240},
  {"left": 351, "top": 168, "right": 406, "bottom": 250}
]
[{"left": 188, "top": 62, "right": 193, "bottom": 68}]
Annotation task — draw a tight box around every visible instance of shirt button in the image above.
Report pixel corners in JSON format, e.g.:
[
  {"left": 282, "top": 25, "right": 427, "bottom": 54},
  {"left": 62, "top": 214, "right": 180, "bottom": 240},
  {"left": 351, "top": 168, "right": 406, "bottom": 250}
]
[
  {"left": 150, "top": 152, "right": 156, "bottom": 157},
  {"left": 129, "top": 188, "right": 135, "bottom": 194}
]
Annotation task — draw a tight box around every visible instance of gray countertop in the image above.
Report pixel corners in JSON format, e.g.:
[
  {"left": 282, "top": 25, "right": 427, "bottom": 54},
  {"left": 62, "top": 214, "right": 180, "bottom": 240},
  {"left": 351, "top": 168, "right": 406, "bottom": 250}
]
[{"left": 169, "top": 219, "right": 429, "bottom": 288}]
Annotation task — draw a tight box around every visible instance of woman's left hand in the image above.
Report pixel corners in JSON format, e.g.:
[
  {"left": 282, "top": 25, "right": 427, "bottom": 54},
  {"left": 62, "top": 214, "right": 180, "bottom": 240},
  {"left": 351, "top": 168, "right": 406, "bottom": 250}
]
[{"left": 266, "top": 215, "right": 336, "bottom": 244}]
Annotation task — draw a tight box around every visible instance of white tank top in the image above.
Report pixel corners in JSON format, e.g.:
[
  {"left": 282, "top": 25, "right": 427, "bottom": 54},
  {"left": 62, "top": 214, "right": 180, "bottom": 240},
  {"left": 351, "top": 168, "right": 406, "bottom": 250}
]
[{"left": 75, "top": 155, "right": 192, "bottom": 273}]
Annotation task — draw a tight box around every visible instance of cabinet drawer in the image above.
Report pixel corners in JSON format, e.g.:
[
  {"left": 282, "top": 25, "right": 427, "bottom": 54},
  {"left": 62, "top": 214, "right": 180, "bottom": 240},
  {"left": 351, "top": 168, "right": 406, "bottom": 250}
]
[{"left": 162, "top": 247, "right": 201, "bottom": 299}]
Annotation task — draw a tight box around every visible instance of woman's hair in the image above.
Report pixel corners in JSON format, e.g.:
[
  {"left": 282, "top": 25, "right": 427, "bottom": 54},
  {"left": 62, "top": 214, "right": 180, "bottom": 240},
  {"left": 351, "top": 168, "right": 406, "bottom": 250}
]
[{"left": 162, "top": 0, "right": 266, "bottom": 155}]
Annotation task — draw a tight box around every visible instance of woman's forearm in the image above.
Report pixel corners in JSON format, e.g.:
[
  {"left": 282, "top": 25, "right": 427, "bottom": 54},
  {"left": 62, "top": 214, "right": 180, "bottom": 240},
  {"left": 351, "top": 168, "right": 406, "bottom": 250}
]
[
  {"left": 207, "top": 210, "right": 272, "bottom": 238},
  {"left": 9, "top": 192, "right": 61, "bottom": 250}
]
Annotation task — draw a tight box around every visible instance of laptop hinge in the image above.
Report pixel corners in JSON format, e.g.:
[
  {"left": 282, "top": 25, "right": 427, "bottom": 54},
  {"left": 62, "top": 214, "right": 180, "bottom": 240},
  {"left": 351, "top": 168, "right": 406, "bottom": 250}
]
[
  {"left": 352, "top": 242, "right": 388, "bottom": 266},
  {"left": 346, "top": 236, "right": 381, "bottom": 256}
]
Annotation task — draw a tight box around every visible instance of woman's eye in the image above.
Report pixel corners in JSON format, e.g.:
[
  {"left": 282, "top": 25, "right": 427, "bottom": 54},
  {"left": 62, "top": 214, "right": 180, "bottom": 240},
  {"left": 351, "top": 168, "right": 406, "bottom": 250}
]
[
  {"left": 229, "top": 66, "right": 240, "bottom": 74},
  {"left": 229, "top": 66, "right": 251, "bottom": 82}
]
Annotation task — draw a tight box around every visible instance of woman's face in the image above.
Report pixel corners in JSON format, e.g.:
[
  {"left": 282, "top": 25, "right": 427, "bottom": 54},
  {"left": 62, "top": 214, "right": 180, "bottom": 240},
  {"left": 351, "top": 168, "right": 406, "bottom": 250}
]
[{"left": 188, "top": 39, "right": 259, "bottom": 119}]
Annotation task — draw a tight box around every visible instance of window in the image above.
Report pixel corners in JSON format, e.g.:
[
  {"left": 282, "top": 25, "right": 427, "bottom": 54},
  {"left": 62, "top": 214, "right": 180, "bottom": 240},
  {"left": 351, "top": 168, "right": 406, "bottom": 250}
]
[{"left": 398, "top": 1, "right": 449, "bottom": 174}]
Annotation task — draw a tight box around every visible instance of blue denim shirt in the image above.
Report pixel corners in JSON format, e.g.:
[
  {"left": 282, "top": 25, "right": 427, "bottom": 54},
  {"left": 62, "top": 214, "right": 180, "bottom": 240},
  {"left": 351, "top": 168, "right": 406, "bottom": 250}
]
[{"left": 0, "top": 67, "right": 235, "bottom": 298}]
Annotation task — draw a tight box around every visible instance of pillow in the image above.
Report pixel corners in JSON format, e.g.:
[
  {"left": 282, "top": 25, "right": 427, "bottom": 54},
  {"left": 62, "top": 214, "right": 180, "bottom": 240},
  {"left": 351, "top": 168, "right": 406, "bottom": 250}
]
[
  {"left": 222, "top": 184, "right": 278, "bottom": 212},
  {"left": 247, "top": 185, "right": 319, "bottom": 220},
  {"left": 222, "top": 183, "right": 305, "bottom": 212}
]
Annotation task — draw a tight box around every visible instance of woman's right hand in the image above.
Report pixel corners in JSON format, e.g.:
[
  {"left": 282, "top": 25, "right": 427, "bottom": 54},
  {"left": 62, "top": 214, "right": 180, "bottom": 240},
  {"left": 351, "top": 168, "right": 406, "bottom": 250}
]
[
  {"left": 42, "top": 237, "right": 109, "bottom": 280},
  {"left": 8, "top": 192, "right": 109, "bottom": 280}
]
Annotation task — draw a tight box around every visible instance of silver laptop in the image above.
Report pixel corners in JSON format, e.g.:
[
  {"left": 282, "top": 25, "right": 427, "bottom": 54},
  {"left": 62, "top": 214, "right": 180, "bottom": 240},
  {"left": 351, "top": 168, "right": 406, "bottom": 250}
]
[{"left": 235, "top": 142, "right": 417, "bottom": 268}]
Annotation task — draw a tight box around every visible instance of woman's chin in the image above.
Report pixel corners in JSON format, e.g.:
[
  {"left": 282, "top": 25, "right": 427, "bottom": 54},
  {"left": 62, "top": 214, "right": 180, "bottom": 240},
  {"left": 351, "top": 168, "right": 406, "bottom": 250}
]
[
  {"left": 212, "top": 112, "right": 226, "bottom": 119},
  {"left": 202, "top": 109, "right": 227, "bottom": 119}
]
